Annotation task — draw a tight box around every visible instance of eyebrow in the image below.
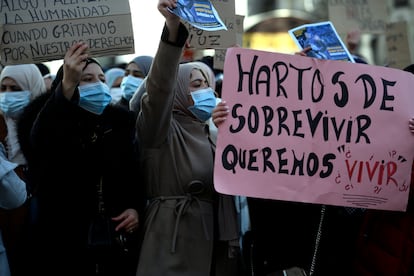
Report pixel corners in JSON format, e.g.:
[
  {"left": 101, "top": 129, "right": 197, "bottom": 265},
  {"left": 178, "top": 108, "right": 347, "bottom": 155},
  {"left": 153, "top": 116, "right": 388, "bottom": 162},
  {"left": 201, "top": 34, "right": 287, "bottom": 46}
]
[
  {"left": 126, "top": 69, "right": 143, "bottom": 74},
  {"left": 192, "top": 69, "right": 210, "bottom": 87}
]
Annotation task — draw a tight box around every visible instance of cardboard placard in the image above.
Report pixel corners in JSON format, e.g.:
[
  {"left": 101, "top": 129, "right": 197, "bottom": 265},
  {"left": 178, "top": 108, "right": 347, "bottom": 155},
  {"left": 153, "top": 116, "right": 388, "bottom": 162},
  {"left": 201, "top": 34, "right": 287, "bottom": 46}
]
[{"left": 0, "top": 0, "right": 134, "bottom": 65}]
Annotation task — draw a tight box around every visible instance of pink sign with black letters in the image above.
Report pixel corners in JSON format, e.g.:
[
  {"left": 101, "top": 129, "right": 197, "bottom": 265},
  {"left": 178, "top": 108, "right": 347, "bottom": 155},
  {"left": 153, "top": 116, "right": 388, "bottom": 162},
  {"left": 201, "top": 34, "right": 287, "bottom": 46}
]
[{"left": 214, "top": 47, "right": 414, "bottom": 211}]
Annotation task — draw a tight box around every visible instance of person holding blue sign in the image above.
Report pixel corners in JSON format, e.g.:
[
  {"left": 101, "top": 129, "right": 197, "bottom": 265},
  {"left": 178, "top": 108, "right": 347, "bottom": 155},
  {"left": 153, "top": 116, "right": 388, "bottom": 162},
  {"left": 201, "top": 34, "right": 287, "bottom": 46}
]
[{"left": 134, "top": 1, "right": 241, "bottom": 275}]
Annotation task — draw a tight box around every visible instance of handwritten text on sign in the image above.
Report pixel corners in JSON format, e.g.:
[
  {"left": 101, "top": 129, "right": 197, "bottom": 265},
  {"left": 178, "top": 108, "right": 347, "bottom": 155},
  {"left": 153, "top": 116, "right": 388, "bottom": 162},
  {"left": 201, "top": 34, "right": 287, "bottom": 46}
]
[
  {"left": 0, "top": 0, "right": 134, "bottom": 64},
  {"left": 214, "top": 47, "right": 414, "bottom": 211}
]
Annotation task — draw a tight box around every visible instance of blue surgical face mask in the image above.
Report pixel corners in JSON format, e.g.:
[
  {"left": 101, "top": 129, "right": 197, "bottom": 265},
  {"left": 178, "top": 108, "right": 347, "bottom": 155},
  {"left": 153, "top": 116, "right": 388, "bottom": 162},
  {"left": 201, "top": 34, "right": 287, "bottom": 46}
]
[
  {"left": 78, "top": 82, "right": 112, "bottom": 115},
  {"left": 120, "top": 75, "right": 143, "bottom": 101},
  {"left": 187, "top": 87, "right": 217, "bottom": 121},
  {"left": 110, "top": 87, "right": 123, "bottom": 103},
  {"left": 0, "top": 91, "right": 31, "bottom": 118}
]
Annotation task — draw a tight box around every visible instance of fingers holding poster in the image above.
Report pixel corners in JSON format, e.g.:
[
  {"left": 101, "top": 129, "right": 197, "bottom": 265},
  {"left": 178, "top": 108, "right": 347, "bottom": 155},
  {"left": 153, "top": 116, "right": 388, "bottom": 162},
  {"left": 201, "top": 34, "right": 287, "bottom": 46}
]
[
  {"left": 168, "top": 0, "right": 227, "bottom": 31},
  {"left": 0, "top": 0, "right": 134, "bottom": 65}
]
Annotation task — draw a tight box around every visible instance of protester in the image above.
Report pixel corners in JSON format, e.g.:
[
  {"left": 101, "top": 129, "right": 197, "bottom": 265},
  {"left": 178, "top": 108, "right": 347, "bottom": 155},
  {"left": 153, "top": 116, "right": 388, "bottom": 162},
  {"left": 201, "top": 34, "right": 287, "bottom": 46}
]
[
  {"left": 18, "top": 42, "right": 145, "bottom": 276},
  {"left": 104, "top": 67, "right": 125, "bottom": 104},
  {"left": 35, "top": 63, "right": 55, "bottom": 93},
  {"left": 352, "top": 64, "right": 414, "bottom": 276},
  {"left": 0, "top": 63, "right": 47, "bottom": 276},
  {"left": 134, "top": 1, "right": 241, "bottom": 275},
  {"left": 117, "top": 55, "right": 153, "bottom": 110},
  {"left": 345, "top": 29, "right": 368, "bottom": 64},
  {"left": 0, "top": 143, "right": 27, "bottom": 276},
  {"left": 197, "top": 55, "right": 224, "bottom": 98}
]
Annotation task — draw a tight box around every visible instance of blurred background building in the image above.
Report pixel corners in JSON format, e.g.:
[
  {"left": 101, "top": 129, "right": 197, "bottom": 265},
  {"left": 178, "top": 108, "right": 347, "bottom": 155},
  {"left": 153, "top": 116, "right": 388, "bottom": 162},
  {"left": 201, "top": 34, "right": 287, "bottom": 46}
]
[{"left": 239, "top": 0, "right": 414, "bottom": 67}]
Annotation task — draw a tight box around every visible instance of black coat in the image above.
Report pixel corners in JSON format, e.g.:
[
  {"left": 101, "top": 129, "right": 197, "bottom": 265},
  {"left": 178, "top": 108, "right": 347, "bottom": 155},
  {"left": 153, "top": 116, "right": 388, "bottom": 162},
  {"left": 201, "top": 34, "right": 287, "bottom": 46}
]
[{"left": 17, "top": 85, "right": 145, "bottom": 276}]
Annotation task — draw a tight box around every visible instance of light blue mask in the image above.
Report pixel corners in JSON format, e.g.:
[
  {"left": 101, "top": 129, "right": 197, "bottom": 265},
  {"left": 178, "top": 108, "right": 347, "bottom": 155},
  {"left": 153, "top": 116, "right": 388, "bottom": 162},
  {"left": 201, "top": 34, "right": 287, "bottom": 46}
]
[
  {"left": 78, "top": 82, "right": 112, "bottom": 115},
  {"left": 110, "top": 87, "right": 123, "bottom": 103},
  {"left": 0, "top": 91, "right": 31, "bottom": 118},
  {"left": 120, "top": 75, "right": 143, "bottom": 101},
  {"left": 187, "top": 87, "right": 216, "bottom": 121}
]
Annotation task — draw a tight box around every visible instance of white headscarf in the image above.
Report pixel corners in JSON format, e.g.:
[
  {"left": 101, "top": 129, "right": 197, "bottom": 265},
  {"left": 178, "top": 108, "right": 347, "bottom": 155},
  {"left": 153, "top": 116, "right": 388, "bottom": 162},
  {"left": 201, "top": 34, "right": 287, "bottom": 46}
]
[
  {"left": 0, "top": 64, "right": 46, "bottom": 99},
  {"left": 0, "top": 64, "right": 47, "bottom": 164}
]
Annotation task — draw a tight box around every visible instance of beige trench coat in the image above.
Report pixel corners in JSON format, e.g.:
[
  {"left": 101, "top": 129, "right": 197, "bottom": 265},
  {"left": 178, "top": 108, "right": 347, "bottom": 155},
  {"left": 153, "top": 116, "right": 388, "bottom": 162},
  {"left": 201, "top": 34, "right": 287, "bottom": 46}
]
[{"left": 135, "top": 24, "right": 239, "bottom": 276}]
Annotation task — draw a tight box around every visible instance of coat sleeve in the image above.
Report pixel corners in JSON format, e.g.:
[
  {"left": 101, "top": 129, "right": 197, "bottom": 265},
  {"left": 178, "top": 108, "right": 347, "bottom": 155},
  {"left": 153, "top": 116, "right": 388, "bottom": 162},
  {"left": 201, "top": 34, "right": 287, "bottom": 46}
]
[
  {"left": 137, "top": 23, "right": 188, "bottom": 148},
  {"left": 0, "top": 144, "right": 27, "bottom": 209}
]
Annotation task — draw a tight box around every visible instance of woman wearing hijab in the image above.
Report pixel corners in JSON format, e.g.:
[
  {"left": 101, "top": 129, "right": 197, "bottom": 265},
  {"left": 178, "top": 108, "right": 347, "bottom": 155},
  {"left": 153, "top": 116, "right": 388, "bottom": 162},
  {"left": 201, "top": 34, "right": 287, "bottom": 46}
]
[
  {"left": 135, "top": 1, "right": 240, "bottom": 275},
  {"left": 18, "top": 42, "right": 145, "bottom": 276},
  {"left": 104, "top": 67, "right": 125, "bottom": 104},
  {"left": 0, "top": 64, "right": 47, "bottom": 276},
  {"left": 117, "top": 55, "right": 153, "bottom": 111}
]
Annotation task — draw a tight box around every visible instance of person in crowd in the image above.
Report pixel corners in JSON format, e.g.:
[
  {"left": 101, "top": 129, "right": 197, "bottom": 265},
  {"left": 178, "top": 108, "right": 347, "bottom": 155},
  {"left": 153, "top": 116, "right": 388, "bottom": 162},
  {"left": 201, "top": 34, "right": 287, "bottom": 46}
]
[
  {"left": 35, "top": 63, "right": 55, "bottom": 93},
  {"left": 104, "top": 67, "right": 125, "bottom": 104},
  {"left": 197, "top": 55, "right": 224, "bottom": 98},
  {"left": 0, "top": 64, "right": 47, "bottom": 276},
  {"left": 134, "top": 1, "right": 241, "bottom": 275},
  {"left": 192, "top": 59, "right": 252, "bottom": 273},
  {"left": 17, "top": 42, "right": 145, "bottom": 276},
  {"left": 352, "top": 63, "right": 414, "bottom": 276},
  {"left": 116, "top": 55, "right": 153, "bottom": 111},
  {"left": 345, "top": 29, "right": 368, "bottom": 64},
  {"left": 0, "top": 142, "right": 27, "bottom": 276}
]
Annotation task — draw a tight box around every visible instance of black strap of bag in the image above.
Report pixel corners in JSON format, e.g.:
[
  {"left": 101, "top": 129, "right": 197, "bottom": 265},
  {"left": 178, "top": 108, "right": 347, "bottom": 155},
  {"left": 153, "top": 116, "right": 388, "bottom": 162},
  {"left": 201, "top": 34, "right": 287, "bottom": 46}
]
[{"left": 88, "top": 177, "right": 129, "bottom": 253}]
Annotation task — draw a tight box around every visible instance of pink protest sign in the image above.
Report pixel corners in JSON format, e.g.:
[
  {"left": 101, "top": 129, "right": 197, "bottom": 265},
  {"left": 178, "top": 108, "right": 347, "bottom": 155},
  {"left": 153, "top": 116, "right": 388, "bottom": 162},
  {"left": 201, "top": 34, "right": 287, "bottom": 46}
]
[{"left": 214, "top": 47, "right": 414, "bottom": 211}]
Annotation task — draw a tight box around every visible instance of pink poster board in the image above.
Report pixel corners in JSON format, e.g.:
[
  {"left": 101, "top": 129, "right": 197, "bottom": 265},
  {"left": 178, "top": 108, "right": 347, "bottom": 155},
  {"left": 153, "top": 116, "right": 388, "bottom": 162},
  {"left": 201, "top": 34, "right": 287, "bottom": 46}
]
[{"left": 214, "top": 47, "right": 414, "bottom": 211}]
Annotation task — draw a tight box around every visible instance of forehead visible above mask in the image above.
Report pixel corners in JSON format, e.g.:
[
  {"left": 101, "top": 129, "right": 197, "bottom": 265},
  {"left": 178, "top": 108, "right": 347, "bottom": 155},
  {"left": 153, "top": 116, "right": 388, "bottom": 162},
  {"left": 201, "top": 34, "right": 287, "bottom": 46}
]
[
  {"left": 130, "top": 55, "right": 153, "bottom": 77},
  {"left": 173, "top": 62, "right": 216, "bottom": 117},
  {"left": 52, "top": 58, "right": 103, "bottom": 92},
  {"left": 192, "top": 61, "right": 216, "bottom": 91},
  {"left": 0, "top": 64, "right": 47, "bottom": 97}
]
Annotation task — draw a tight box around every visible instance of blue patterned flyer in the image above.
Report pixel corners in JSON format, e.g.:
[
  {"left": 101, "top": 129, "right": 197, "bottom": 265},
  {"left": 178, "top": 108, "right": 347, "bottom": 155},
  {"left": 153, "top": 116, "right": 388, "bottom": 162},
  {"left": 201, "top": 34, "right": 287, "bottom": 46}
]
[
  {"left": 289, "top": 21, "right": 355, "bottom": 63},
  {"left": 168, "top": 0, "right": 227, "bottom": 31}
]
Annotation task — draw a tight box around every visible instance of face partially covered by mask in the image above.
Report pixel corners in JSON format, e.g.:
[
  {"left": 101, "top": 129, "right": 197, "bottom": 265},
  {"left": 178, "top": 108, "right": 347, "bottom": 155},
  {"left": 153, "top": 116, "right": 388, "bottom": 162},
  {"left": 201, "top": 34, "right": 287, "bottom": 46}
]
[
  {"left": 120, "top": 75, "right": 143, "bottom": 101},
  {"left": 78, "top": 81, "right": 112, "bottom": 115},
  {"left": 187, "top": 87, "right": 216, "bottom": 121},
  {"left": 110, "top": 87, "right": 123, "bottom": 103},
  {"left": 0, "top": 91, "right": 31, "bottom": 118}
]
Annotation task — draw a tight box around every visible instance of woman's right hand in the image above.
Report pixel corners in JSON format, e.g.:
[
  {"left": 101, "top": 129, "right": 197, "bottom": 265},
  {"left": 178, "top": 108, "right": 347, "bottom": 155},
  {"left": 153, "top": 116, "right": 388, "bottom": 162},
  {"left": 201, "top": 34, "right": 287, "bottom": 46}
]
[
  {"left": 158, "top": 0, "right": 180, "bottom": 24},
  {"left": 62, "top": 42, "right": 89, "bottom": 100},
  {"left": 212, "top": 101, "right": 229, "bottom": 128},
  {"left": 158, "top": 0, "right": 181, "bottom": 41}
]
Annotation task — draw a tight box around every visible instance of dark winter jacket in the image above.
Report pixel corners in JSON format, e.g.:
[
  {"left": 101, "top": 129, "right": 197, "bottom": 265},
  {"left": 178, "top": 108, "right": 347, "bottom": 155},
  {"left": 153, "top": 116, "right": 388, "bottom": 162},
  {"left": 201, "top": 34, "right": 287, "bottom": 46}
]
[
  {"left": 17, "top": 85, "right": 145, "bottom": 275},
  {"left": 353, "top": 163, "right": 414, "bottom": 276}
]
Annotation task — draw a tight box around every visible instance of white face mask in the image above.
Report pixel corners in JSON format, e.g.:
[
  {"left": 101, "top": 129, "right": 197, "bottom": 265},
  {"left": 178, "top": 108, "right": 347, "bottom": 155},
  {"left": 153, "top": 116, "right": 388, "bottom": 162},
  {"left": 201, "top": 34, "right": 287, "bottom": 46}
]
[{"left": 109, "top": 87, "right": 123, "bottom": 103}]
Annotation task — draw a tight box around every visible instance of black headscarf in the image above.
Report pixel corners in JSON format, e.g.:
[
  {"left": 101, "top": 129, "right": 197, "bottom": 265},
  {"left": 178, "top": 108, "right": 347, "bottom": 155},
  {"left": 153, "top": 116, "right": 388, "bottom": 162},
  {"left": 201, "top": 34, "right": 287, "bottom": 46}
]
[{"left": 50, "top": 58, "right": 102, "bottom": 93}]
